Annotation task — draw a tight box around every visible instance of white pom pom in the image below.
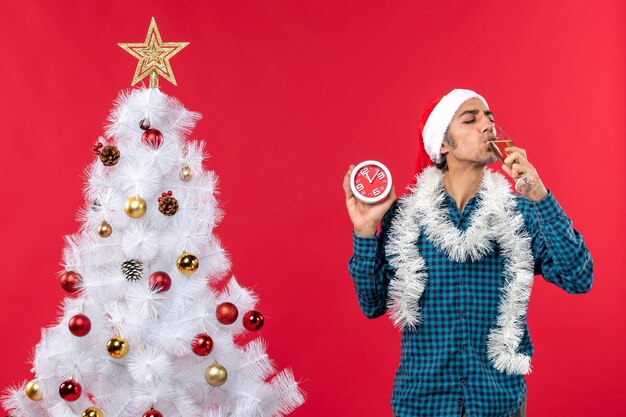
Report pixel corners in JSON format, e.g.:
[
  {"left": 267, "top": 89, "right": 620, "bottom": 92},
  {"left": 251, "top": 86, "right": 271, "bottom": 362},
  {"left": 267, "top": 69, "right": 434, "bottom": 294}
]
[
  {"left": 121, "top": 222, "right": 160, "bottom": 262},
  {"left": 127, "top": 347, "right": 173, "bottom": 384}
]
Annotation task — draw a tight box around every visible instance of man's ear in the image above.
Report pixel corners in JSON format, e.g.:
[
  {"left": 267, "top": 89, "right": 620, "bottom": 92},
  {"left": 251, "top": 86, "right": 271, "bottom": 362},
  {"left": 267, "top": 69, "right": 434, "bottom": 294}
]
[{"left": 440, "top": 141, "right": 450, "bottom": 157}]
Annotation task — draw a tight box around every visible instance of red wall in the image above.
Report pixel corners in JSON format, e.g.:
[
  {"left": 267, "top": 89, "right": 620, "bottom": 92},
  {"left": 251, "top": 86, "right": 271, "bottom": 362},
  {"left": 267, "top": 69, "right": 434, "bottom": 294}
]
[{"left": 1, "top": 1, "right": 624, "bottom": 416}]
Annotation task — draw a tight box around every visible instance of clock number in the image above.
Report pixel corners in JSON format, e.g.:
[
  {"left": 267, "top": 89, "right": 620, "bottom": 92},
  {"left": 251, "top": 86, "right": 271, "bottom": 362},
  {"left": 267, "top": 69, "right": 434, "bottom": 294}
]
[
  {"left": 376, "top": 171, "right": 385, "bottom": 180},
  {"left": 355, "top": 183, "right": 365, "bottom": 192},
  {"left": 372, "top": 188, "right": 381, "bottom": 196},
  {"left": 360, "top": 167, "right": 369, "bottom": 176}
]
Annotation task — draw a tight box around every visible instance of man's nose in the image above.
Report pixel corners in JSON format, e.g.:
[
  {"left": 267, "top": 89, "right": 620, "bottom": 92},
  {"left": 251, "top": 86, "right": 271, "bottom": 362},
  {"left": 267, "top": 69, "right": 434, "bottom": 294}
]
[{"left": 481, "top": 118, "right": 495, "bottom": 133}]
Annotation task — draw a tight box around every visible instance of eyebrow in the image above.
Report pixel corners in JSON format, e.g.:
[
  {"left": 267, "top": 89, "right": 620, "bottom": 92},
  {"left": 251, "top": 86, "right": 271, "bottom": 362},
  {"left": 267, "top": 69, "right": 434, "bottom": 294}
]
[{"left": 457, "top": 109, "right": 494, "bottom": 118}]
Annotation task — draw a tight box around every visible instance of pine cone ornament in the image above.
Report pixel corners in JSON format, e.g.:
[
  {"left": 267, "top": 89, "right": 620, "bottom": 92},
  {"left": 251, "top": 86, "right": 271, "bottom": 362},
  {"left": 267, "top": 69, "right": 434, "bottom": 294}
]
[
  {"left": 121, "top": 259, "right": 143, "bottom": 282},
  {"left": 158, "top": 192, "right": 178, "bottom": 216},
  {"left": 99, "top": 145, "right": 120, "bottom": 166}
]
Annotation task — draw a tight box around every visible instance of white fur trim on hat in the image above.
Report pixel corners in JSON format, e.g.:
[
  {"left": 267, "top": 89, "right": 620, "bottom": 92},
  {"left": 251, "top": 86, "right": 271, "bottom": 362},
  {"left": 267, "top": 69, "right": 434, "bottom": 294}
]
[{"left": 422, "top": 89, "right": 489, "bottom": 163}]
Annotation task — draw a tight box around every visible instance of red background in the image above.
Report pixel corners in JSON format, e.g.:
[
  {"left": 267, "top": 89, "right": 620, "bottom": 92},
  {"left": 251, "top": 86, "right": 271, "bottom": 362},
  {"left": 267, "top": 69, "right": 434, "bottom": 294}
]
[{"left": 1, "top": 1, "right": 624, "bottom": 416}]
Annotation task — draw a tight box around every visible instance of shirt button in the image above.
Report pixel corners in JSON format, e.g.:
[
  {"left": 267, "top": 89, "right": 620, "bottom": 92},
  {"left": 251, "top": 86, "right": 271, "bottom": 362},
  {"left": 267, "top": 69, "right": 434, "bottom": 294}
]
[
  {"left": 459, "top": 311, "right": 465, "bottom": 318},
  {"left": 459, "top": 280, "right": 465, "bottom": 285},
  {"left": 461, "top": 379, "right": 467, "bottom": 385},
  {"left": 460, "top": 345, "right": 466, "bottom": 351}
]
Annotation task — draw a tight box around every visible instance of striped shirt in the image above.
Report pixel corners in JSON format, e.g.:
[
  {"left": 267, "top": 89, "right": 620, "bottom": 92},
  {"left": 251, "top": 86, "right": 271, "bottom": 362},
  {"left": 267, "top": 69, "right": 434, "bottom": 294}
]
[{"left": 348, "top": 189, "right": 593, "bottom": 417}]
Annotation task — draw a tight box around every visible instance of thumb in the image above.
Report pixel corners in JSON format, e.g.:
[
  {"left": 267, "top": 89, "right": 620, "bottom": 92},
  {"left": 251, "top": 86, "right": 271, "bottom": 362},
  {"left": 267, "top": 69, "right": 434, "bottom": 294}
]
[{"left": 343, "top": 165, "right": 356, "bottom": 198}]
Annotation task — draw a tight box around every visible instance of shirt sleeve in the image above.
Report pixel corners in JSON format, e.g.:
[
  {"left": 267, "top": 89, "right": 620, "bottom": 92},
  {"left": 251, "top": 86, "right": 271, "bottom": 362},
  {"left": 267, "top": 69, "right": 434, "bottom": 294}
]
[
  {"left": 348, "top": 200, "right": 399, "bottom": 319},
  {"left": 524, "top": 190, "right": 594, "bottom": 294}
]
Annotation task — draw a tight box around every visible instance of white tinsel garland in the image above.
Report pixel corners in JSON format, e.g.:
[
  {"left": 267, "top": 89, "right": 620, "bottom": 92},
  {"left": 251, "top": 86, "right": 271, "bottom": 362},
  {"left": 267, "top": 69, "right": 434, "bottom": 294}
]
[{"left": 386, "top": 166, "right": 535, "bottom": 375}]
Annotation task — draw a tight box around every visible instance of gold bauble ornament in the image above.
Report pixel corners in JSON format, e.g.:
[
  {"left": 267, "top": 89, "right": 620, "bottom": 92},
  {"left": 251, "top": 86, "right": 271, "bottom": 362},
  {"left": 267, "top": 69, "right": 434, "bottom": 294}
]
[
  {"left": 124, "top": 196, "right": 147, "bottom": 219},
  {"left": 25, "top": 379, "right": 43, "bottom": 401},
  {"left": 205, "top": 362, "right": 228, "bottom": 387},
  {"left": 106, "top": 335, "right": 129, "bottom": 359},
  {"left": 97, "top": 221, "right": 113, "bottom": 237},
  {"left": 176, "top": 252, "right": 199, "bottom": 275},
  {"left": 82, "top": 407, "right": 104, "bottom": 417},
  {"left": 180, "top": 164, "right": 193, "bottom": 182}
]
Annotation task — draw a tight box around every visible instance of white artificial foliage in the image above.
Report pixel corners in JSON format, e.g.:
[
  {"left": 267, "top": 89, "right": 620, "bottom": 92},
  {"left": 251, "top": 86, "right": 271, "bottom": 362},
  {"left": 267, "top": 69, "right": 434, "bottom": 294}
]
[
  {"left": 238, "top": 339, "right": 276, "bottom": 380},
  {"left": 125, "top": 282, "right": 167, "bottom": 319},
  {"left": 154, "top": 320, "right": 196, "bottom": 357},
  {"left": 2, "top": 384, "right": 48, "bottom": 417},
  {"left": 127, "top": 347, "right": 174, "bottom": 384},
  {"left": 120, "top": 222, "right": 161, "bottom": 262},
  {"left": 203, "top": 408, "right": 228, "bottom": 417},
  {"left": 4, "top": 87, "right": 303, "bottom": 417},
  {"left": 267, "top": 369, "right": 305, "bottom": 416},
  {"left": 49, "top": 399, "right": 90, "bottom": 417},
  {"left": 117, "top": 158, "right": 163, "bottom": 198}
]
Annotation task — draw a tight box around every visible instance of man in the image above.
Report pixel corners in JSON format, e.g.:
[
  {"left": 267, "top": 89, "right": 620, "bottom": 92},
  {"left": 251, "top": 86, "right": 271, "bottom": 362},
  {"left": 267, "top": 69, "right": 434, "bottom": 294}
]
[{"left": 343, "top": 89, "right": 593, "bottom": 417}]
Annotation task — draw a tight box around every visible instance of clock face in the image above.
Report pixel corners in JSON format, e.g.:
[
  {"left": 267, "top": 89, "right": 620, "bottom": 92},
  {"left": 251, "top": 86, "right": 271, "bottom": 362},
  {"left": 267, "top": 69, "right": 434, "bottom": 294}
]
[{"left": 350, "top": 160, "right": 392, "bottom": 204}]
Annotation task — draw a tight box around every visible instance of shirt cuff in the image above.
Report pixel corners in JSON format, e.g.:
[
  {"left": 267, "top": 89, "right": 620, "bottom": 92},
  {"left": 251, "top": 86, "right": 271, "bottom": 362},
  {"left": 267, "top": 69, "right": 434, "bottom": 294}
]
[
  {"left": 531, "top": 190, "right": 566, "bottom": 223},
  {"left": 352, "top": 230, "right": 378, "bottom": 259}
]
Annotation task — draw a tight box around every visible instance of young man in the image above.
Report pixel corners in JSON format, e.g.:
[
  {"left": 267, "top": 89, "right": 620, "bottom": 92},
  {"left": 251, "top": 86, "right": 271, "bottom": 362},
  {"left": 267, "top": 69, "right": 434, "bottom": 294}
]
[{"left": 343, "top": 89, "right": 593, "bottom": 417}]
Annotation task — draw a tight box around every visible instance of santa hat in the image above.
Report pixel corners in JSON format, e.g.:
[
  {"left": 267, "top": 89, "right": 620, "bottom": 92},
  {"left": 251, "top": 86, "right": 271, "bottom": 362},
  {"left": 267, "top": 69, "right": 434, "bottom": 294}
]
[{"left": 414, "top": 88, "right": 489, "bottom": 176}]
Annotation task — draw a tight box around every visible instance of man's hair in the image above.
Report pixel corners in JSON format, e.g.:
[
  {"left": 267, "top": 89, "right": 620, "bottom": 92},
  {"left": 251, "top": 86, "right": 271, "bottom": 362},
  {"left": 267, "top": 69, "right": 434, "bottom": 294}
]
[{"left": 434, "top": 129, "right": 456, "bottom": 172}]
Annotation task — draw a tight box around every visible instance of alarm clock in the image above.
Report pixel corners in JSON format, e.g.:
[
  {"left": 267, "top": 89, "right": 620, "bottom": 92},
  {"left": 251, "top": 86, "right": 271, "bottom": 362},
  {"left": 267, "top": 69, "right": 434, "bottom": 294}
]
[{"left": 350, "top": 160, "right": 392, "bottom": 204}]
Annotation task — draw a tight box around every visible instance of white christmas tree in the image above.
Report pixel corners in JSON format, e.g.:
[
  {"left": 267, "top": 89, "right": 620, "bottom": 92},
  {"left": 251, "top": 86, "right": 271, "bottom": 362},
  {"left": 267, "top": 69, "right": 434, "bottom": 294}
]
[{"left": 3, "top": 18, "right": 304, "bottom": 417}]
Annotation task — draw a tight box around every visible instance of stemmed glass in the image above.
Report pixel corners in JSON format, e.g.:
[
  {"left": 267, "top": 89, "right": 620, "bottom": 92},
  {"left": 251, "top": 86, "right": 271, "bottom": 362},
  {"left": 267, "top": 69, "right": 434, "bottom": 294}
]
[
  {"left": 488, "top": 124, "right": 539, "bottom": 194},
  {"left": 487, "top": 123, "right": 514, "bottom": 162}
]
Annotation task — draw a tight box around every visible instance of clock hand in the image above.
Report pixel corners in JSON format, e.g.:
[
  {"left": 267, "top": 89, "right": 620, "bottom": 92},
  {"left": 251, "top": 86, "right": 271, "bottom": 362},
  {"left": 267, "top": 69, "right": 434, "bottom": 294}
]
[
  {"left": 372, "top": 169, "right": 380, "bottom": 184},
  {"left": 362, "top": 172, "right": 373, "bottom": 183}
]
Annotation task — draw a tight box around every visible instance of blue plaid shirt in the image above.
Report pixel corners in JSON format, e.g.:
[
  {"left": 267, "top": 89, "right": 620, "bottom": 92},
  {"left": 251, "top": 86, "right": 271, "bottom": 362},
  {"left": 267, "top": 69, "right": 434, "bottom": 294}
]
[{"left": 348, "top": 189, "right": 593, "bottom": 417}]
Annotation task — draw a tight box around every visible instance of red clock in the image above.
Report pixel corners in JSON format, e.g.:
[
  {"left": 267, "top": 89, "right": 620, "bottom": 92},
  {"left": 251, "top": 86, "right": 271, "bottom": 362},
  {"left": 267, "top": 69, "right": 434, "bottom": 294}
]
[{"left": 350, "top": 160, "right": 392, "bottom": 204}]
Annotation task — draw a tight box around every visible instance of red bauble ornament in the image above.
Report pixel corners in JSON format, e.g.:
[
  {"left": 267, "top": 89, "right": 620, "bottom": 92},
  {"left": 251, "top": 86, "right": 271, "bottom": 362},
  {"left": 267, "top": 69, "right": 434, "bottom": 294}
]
[
  {"left": 59, "top": 379, "right": 82, "bottom": 402},
  {"left": 60, "top": 271, "right": 82, "bottom": 294},
  {"left": 143, "top": 409, "right": 163, "bottom": 417},
  {"left": 141, "top": 128, "right": 163, "bottom": 148},
  {"left": 216, "top": 302, "right": 238, "bottom": 325},
  {"left": 148, "top": 271, "right": 172, "bottom": 293},
  {"left": 68, "top": 314, "right": 91, "bottom": 337},
  {"left": 191, "top": 333, "right": 214, "bottom": 356},
  {"left": 242, "top": 310, "right": 264, "bottom": 331}
]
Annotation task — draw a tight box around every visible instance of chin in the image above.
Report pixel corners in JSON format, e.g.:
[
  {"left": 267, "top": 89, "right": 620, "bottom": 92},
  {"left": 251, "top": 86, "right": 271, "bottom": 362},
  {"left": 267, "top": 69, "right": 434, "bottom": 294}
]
[{"left": 484, "top": 154, "right": 498, "bottom": 166}]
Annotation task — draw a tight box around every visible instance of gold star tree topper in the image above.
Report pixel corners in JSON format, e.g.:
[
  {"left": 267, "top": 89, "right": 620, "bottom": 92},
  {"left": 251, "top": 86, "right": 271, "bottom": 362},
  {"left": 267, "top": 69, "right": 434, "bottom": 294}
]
[{"left": 118, "top": 17, "right": 189, "bottom": 88}]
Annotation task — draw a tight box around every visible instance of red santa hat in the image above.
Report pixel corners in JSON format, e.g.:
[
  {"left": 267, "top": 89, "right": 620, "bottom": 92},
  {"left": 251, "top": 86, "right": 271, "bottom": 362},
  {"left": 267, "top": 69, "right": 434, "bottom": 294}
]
[{"left": 414, "top": 88, "right": 489, "bottom": 176}]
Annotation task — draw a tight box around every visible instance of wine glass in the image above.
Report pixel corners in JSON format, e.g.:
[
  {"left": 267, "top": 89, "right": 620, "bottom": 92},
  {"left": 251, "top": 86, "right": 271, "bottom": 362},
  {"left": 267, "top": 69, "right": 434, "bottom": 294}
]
[
  {"left": 488, "top": 124, "right": 539, "bottom": 194},
  {"left": 487, "top": 123, "right": 514, "bottom": 162}
]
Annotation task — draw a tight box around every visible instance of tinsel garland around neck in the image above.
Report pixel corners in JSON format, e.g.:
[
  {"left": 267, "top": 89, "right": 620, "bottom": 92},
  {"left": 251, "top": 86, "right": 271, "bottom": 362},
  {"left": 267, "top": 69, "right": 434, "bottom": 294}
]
[{"left": 385, "top": 166, "right": 536, "bottom": 375}]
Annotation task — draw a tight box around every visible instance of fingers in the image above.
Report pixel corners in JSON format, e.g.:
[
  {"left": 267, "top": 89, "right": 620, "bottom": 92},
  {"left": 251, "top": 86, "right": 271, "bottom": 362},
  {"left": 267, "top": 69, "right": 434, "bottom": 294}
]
[
  {"left": 388, "top": 186, "right": 397, "bottom": 202},
  {"left": 511, "top": 163, "right": 525, "bottom": 180},
  {"left": 503, "top": 151, "right": 525, "bottom": 166},
  {"left": 504, "top": 147, "right": 527, "bottom": 163},
  {"left": 343, "top": 165, "right": 356, "bottom": 198},
  {"left": 382, "top": 186, "right": 397, "bottom": 208},
  {"left": 501, "top": 163, "right": 512, "bottom": 177},
  {"left": 501, "top": 159, "right": 525, "bottom": 180},
  {"left": 501, "top": 155, "right": 536, "bottom": 182},
  {"left": 505, "top": 146, "right": 527, "bottom": 158}
]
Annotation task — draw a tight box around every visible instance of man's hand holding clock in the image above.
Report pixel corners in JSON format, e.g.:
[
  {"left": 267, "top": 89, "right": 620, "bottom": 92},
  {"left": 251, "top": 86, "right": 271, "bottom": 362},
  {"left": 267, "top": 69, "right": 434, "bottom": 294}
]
[{"left": 343, "top": 160, "right": 395, "bottom": 238}]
